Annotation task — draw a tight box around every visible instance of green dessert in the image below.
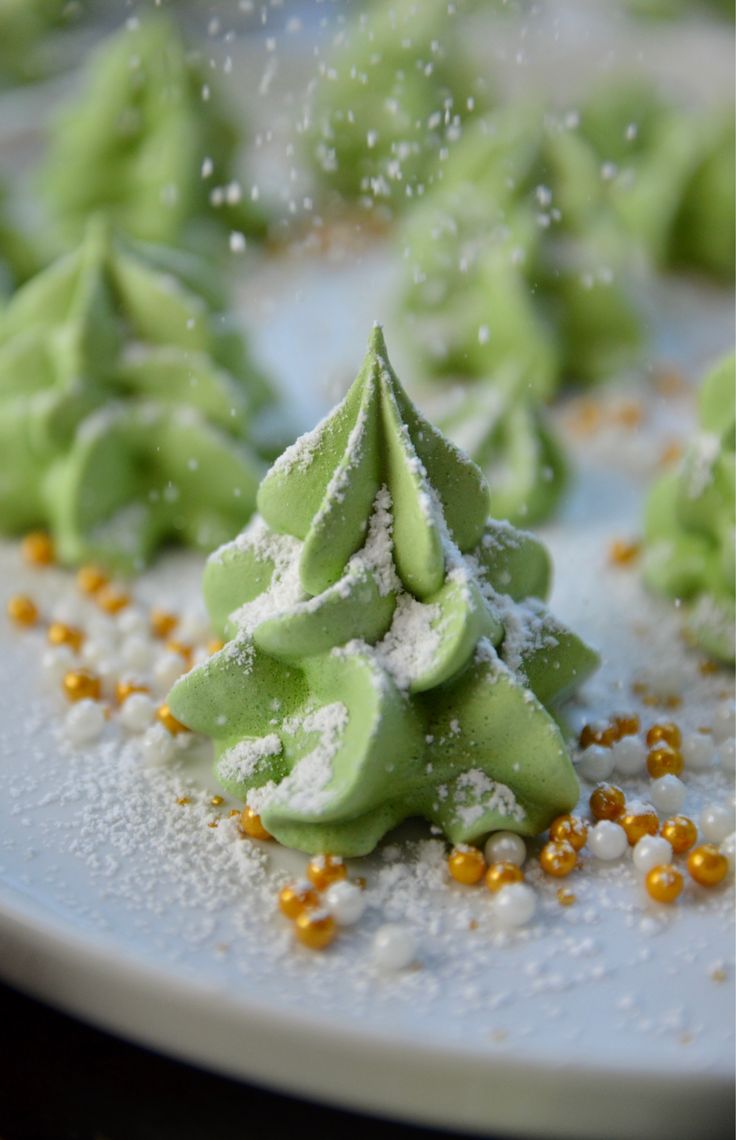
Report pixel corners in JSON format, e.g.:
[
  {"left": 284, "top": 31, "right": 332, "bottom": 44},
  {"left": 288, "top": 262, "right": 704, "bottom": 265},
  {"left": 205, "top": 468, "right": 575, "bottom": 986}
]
[
  {"left": 168, "top": 327, "right": 598, "bottom": 856},
  {"left": 305, "top": 0, "right": 491, "bottom": 215},
  {"left": 579, "top": 83, "right": 735, "bottom": 283},
  {"left": 644, "top": 353, "right": 735, "bottom": 665},
  {"left": 0, "top": 184, "right": 41, "bottom": 296},
  {"left": 41, "top": 13, "right": 267, "bottom": 252},
  {"left": 399, "top": 108, "right": 641, "bottom": 521},
  {"left": 0, "top": 217, "right": 270, "bottom": 571}
]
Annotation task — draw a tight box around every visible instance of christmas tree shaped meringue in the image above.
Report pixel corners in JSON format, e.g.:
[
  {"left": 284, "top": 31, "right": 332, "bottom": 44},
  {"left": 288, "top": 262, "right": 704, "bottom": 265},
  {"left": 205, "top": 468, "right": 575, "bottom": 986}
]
[
  {"left": 644, "top": 354, "right": 735, "bottom": 665},
  {"left": 168, "top": 327, "right": 598, "bottom": 856},
  {"left": 0, "top": 216, "right": 270, "bottom": 571},
  {"left": 305, "top": 0, "right": 491, "bottom": 216},
  {"left": 41, "top": 13, "right": 267, "bottom": 252}
]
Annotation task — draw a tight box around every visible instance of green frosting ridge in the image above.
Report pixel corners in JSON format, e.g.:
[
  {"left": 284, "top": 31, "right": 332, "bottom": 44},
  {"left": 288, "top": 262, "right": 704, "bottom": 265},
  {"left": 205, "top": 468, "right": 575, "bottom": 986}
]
[
  {"left": 40, "top": 14, "right": 268, "bottom": 251},
  {"left": 169, "top": 327, "right": 598, "bottom": 855},
  {"left": 305, "top": 0, "right": 492, "bottom": 215},
  {"left": 644, "top": 353, "right": 735, "bottom": 665},
  {"left": 0, "top": 217, "right": 270, "bottom": 570}
]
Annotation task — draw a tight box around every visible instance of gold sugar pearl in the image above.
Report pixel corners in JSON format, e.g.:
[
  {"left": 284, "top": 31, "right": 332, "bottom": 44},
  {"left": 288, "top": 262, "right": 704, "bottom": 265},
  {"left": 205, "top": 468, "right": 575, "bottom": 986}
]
[
  {"left": 240, "top": 805, "right": 272, "bottom": 841},
  {"left": 96, "top": 585, "right": 130, "bottom": 615},
  {"left": 76, "top": 565, "right": 108, "bottom": 596},
  {"left": 549, "top": 814, "right": 588, "bottom": 852},
  {"left": 645, "top": 864, "right": 684, "bottom": 904},
  {"left": 687, "top": 844, "right": 729, "bottom": 888},
  {"left": 62, "top": 669, "right": 101, "bottom": 702},
  {"left": 485, "top": 861, "right": 524, "bottom": 893},
  {"left": 448, "top": 846, "right": 486, "bottom": 886},
  {"left": 590, "top": 783, "right": 626, "bottom": 822},
  {"left": 278, "top": 882, "right": 320, "bottom": 920},
  {"left": 150, "top": 608, "right": 178, "bottom": 639},
  {"left": 22, "top": 531, "right": 54, "bottom": 567},
  {"left": 539, "top": 840, "right": 577, "bottom": 878},
  {"left": 621, "top": 809, "right": 659, "bottom": 846},
  {"left": 47, "top": 621, "right": 84, "bottom": 652},
  {"left": 608, "top": 539, "right": 641, "bottom": 567},
  {"left": 210, "top": 795, "right": 224, "bottom": 807},
  {"left": 207, "top": 638, "right": 225, "bottom": 655},
  {"left": 579, "top": 723, "right": 618, "bottom": 749},
  {"left": 646, "top": 722, "right": 682, "bottom": 749},
  {"left": 6, "top": 594, "right": 39, "bottom": 627},
  {"left": 557, "top": 887, "right": 576, "bottom": 907},
  {"left": 661, "top": 815, "right": 697, "bottom": 855},
  {"left": 612, "top": 713, "right": 640, "bottom": 738},
  {"left": 294, "top": 909, "right": 337, "bottom": 950},
  {"left": 156, "top": 704, "right": 189, "bottom": 735},
  {"left": 115, "top": 679, "right": 149, "bottom": 704},
  {"left": 647, "top": 744, "right": 684, "bottom": 779},
  {"left": 306, "top": 853, "right": 347, "bottom": 891}
]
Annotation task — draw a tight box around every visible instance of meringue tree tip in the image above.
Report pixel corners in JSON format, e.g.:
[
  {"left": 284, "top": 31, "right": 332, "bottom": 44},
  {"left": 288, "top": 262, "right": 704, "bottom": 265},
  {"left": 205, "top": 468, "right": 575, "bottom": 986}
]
[{"left": 368, "top": 322, "right": 387, "bottom": 357}]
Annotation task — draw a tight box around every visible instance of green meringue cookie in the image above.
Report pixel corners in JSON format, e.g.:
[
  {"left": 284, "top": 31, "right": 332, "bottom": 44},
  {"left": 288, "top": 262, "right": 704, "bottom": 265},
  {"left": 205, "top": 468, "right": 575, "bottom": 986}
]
[
  {"left": 0, "top": 217, "right": 270, "bottom": 570},
  {"left": 305, "top": 0, "right": 492, "bottom": 215},
  {"left": 41, "top": 13, "right": 268, "bottom": 252},
  {"left": 0, "top": 184, "right": 41, "bottom": 296},
  {"left": 169, "top": 327, "right": 598, "bottom": 856},
  {"left": 579, "top": 83, "right": 735, "bottom": 283},
  {"left": 644, "top": 353, "right": 735, "bottom": 665}
]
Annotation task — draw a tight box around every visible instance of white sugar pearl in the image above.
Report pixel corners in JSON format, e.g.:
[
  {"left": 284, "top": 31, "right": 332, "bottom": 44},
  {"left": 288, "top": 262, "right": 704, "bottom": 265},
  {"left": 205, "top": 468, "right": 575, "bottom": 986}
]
[
  {"left": 82, "top": 637, "right": 115, "bottom": 666},
  {"left": 153, "top": 651, "right": 186, "bottom": 690},
  {"left": 720, "top": 832, "right": 736, "bottom": 873},
  {"left": 680, "top": 733, "right": 716, "bottom": 772},
  {"left": 119, "top": 692, "right": 156, "bottom": 733},
  {"left": 719, "top": 738, "right": 735, "bottom": 773},
  {"left": 712, "top": 702, "right": 735, "bottom": 743},
  {"left": 140, "top": 723, "right": 175, "bottom": 766},
  {"left": 325, "top": 881, "right": 366, "bottom": 926},
  {"left": 116, "top": 607, "right": 148, "bottom": 637},
  {"left": 41, "top": 645, "right": 76, "bottom": 685},
  {"left": 649, "top": 774, "right": 686, "bottom": 815},
  {"left": 611, "top": 735, "right": 647, "bottom": 777},
  {"left": 51, "top": 598, "right": 85, "bottom": 626},
  {"left": 177, "top": 611, "right": 211, "bottom": 643},
  {"left": 65, "top": 699, "right": 105, "bottom": 745},
  {"left": 484, "top": 831, "right": 527, "bottom": 867},
  {"left": 577, "top": 744, "right": 615, "bottom": 782},
  {"left": 494, "top": 882, "right": 537, "bottom": 928},
  {"left": 700, "top": 804, "right": 736, "bottom": 845},
  {"left": 588, "top": 820, "right": 628, "bottom": 861},
  {"left": 372, "top": 924, "right": 416, "bottom": 971},
  {"left": 120, "top": 635, "right": 154, "bottom": 671},
  {"left": 632, "top": 835, "right": 673, "bottom": 875}
]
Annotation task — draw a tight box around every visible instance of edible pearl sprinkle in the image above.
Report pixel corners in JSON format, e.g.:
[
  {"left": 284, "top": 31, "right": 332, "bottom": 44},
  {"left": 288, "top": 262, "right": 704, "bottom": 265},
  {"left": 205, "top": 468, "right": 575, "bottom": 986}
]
[
  {"left": 588, "top": 820, "right": 628, "bottom": 861},
  {"left": 153, "top": 652, "right": 187, "bottom": 690},
  {"left": 118, "top": 692, "right": 156, "bottom": 733},
  {"left": 41, "top": 645, "right": 76, "bottom": 685},
  {"left": 611, "top": 735, "right": 647, "bottom": 776},
  {"left": 719, "top": 833, "right": 736, "bottom": 873},
  {"left": 711, "top": 702, "right": 735, "bottom": 743},
  {"left": 372, "top": 925, "right": 416, "bottom": 971},
  {"left": 680, "top": 733, "right": 716, "bottom": 771},
  {"left": 649, "top": 774, "right": 687, "bottom": 815},
  {"left": 576, "top": 744, "right": 615, "bottom": 782},
  {"left": 140, "top": 724, "right": 176, "bottom": 766},
  {"left": 65, "top": 698, "right": 106, "bottom": 745},
  {"left": 324, "top": 881, "right": 366, "bottom": 926},
  {"left": 700, "top": 804, "right": 736, "bottom": 845},
  {"left": 632, "top": 835, "right": 673, "bottom": 875},
  {"left": 483, "top": 831, "right": 526, "bottom": 867},
  {"left": 719, "top": 739, "right": 735, "bottom": 773},
  {"left": 494, "top": 883, "right": 537, "bottom": 928}
]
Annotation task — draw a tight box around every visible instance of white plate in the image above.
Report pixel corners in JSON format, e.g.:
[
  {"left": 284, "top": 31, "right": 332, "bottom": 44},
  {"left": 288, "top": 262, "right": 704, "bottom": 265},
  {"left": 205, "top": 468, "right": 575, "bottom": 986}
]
[{"left": 1, "top": 348, "right": 734, "bottom": 1139}]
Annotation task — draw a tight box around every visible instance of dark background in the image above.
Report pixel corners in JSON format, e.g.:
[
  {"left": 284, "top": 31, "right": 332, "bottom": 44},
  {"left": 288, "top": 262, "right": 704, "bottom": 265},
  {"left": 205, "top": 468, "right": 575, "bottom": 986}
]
[{"left": 0, "top": 980, "right": 515, "bottom": 1140}]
